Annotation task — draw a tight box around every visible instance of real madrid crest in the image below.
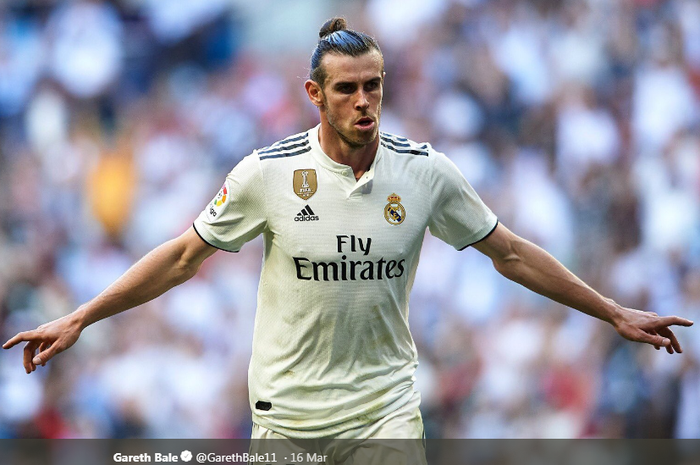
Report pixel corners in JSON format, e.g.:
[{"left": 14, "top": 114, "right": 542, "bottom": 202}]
[
  {"left": 384, "top": 193, "right": 406, "bottom": 225},
  {"left": 293, "top": 169, "right": 317, "bottom": 200}
]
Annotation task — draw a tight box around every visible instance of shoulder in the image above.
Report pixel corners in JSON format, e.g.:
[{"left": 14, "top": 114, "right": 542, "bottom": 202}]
[
  {"left": 255, "top": 130, "right": 312, "bottom": 161},
  {"left": 379, "top": 131, "right": 432, "bottom": 157},
  {"left": 378, "top": 132, "right": 465, "bottom": 183}
]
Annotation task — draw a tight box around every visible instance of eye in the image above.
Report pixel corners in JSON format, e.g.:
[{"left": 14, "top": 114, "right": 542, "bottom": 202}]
[
  {"left": 337, "top": 84, "right": 355, "bottom": 94},
  {"left": 365, "top": 80, "right": 380, "bottom": 91}
]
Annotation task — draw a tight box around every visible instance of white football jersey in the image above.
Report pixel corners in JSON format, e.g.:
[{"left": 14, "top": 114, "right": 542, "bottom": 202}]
[{"left": 193, "top": 125, "right": 497, "bottom": 437}]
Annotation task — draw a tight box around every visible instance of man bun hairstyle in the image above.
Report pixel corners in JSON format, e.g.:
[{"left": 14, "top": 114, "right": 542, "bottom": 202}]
[
  {"left": 310, "top": 17, "right": 383, "bottom": 87},
  {"left": 319, "top": 17, "right": 347, "bottom": 39}
]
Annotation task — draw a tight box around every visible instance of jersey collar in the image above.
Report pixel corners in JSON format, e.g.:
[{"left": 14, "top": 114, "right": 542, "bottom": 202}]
[{"left": 308, "top": 124, "right": 382, "bottom": 188}]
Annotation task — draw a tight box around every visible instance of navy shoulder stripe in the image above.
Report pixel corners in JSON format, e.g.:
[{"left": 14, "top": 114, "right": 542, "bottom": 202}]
[
  {"left": 258, "top": 140, "right": 309, "bottom": 155},
  {"left": 258, "top": 132, "right": 309, "bottom": 153},
  {"left": 381, "top": 135, "right": 429, "bottom": 150},
  {"left": 381, "top": 132, "right": 408, "bottom": 142},
  {"left": 259, "top": 145, "right": 311, "bottom": 160},
  {"left": 258, "top": 132, "right": 311, "bottom": 160},
  {"left": 381, "top": 142, "right": 429, "bottom": 156},
  {"left": 380, "top": 133, "right": 429, "bottom": 156}
]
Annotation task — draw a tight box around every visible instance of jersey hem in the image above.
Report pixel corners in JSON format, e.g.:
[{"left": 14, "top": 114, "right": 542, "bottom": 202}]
[
  {"left": 459, "top": 218, "right": 499, "bottom": 251},
  {"left": 192, "top": 222, "right": 240, "bottom": 253},
  {"left": 250, "top": 384, "right": 416, "bottom": 439}
]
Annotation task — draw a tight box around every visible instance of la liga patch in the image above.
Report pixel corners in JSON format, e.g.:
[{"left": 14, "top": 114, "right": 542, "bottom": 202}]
[{"left": 208, "top": 180, "right": 229, "bottom": 219}]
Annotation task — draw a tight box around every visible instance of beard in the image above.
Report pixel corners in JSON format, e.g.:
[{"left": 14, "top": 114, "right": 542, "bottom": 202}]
[{"left": 323, "top": 96, "right": 381, "bottom": 149}]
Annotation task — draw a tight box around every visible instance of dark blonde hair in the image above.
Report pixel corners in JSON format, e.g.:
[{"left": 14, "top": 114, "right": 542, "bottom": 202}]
[{"left": 310, "top": 17, "right": 383, "bottom": 87}]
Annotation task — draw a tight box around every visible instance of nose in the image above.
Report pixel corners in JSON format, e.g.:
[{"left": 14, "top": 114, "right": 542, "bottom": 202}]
[{"left": 355, "top": 90, "right": 370, "bottom": 111}]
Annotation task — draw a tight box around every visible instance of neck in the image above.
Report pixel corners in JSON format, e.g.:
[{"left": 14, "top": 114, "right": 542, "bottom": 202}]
[{"left": 318, "top": 119, "right": 378, "bottom": 180}]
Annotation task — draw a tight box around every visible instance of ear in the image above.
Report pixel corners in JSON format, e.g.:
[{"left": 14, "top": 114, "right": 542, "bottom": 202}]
[{"left": 305, "top": 79, "right": 324, "bottom": 108}]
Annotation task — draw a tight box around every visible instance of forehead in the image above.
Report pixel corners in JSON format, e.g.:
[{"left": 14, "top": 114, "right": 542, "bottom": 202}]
[{"left": 321, "top": 50, "right": 384, "bottom": 85}]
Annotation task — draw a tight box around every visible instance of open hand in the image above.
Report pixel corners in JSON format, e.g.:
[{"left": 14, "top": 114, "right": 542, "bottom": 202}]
[
  {"left": 613, "top": 308, "right": 693, "bottom": 354},
  {"left": 2, "top": 313, "right": 83, "bottom": 373}
]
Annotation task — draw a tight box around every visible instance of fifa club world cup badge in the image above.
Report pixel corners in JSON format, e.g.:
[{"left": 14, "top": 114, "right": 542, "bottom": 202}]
[
  {"left": 384, "top": 193, "right": 406, "bottom": 225},
  {"left": 293, "top": 169, "right": 317, "bottom": 200}
]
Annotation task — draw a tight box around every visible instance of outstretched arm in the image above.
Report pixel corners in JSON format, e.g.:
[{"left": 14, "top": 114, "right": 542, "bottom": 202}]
[
  {"left": 472, "top": 222, "right": 693, "bottom": 353},
  {"left": 3, "top": 226, "right": 217, "bottom": 372}
]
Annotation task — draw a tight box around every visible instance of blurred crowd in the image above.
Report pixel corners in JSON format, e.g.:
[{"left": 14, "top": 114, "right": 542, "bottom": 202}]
[{"left": 1, "top": 0, "right": 699, "bottom": 439}]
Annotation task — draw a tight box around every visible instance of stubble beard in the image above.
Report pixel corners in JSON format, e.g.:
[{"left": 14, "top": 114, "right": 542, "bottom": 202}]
[{"left": 323, "top": 96, "right": 381, "bottom": 149}]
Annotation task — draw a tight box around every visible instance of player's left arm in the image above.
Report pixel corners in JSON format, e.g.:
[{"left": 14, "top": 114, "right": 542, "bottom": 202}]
[{"left": 472, "top": 222, "right": 694, "bottom": 353}]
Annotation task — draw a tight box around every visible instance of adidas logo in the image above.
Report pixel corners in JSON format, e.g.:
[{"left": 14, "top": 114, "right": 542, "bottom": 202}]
[{"left": 294, "top": 205, "right": 319, "bottom": 222}]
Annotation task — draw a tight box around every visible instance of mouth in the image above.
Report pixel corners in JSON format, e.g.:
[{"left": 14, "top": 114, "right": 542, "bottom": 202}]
[{"left": 354, "top": 117, "right": 375, "bottom": 131}]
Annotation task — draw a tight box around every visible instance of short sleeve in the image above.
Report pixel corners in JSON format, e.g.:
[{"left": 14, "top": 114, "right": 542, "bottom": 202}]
[
  {"left": 193, "top": 154, "right": 267, "bottom": 252},
  {"left": 428, "top": 150, "right": 498, "bottom": 250}
]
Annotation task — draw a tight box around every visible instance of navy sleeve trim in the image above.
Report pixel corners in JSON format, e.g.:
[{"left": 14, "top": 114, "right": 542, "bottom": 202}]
[
  {"left": 459, "top": 219, "right": 499, "bottom": 251},
  {"left": 192, "top": 223, "right": 239, "bottom": 253}
]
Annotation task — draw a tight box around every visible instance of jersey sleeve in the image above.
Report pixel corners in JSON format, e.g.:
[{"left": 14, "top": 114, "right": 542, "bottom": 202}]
[
  {"left": 428, "top": 149, "right": 498, "bottom": 250},
  {"left": 193, "top": 154, "right": 267, "bottom": 252}
]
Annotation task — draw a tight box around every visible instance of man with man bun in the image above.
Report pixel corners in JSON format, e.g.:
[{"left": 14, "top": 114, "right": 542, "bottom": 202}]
[{"left": 3, "top": 16, "right": 693, "bottom": 464}]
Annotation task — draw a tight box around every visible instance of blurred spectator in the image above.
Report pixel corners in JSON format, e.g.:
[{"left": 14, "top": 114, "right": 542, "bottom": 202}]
[
  {"left": 0, "top": 12, "right": 43, "bottom": 116},
  {"left": 46, "top": 1, "right": 123, "bottom": 98}
]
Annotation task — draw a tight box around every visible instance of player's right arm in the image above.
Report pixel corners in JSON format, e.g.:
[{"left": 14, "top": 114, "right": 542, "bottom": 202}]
[{"left": 2, "top": 226, "right": 217, "bottom": 373}]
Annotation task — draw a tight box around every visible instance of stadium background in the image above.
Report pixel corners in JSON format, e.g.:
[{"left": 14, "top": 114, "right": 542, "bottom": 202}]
[{"left": 0, "top": 0, "right": 699, "bottom": 439}]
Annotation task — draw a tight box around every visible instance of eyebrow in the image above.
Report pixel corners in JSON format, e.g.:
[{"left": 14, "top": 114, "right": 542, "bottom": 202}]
[{"left": 333, "top": 77, "right": 382, "bottom": 87}]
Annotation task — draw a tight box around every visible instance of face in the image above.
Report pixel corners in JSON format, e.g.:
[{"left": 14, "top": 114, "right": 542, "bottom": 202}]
[{"left": 306, "top": 50, "right": 384, "bottom": 148}]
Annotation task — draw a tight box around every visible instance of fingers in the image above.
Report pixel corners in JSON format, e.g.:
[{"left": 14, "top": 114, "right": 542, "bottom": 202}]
[
  {"left": 650, "top": 329, "right": 673, "bottom": 354},
  {"left": 644, "top": 315, "right": 691, "bottom": 354},
  {"left": 23, "top": 341, "right": 39, "bottom": 374},
  {"left": 649, "top": 330, "right": 660, "bottom": 351},
  {"left": 654, "top": 316, "right": 694, "bottom": 328},
  {"left": 6, "top": 330, "right": 60, "bottom": 372},
  {"left": 625, "top": 313, "right": 693, "bottom": 354},
  {"left": 38, "top": 342, "right": 50, "bottom": 366},
  {"left": 32, "top": 344, "right": 61, "bottom": 367},
  {"left": 3, "top": 330, "right": 40, "bottom": 350},
  {"left": 635, "top": 330, "right": 670, "bottom": 349},
  {"left": 658, "top": 327, "right": 682, "bottom": 354},
  {"left": 661, "top": 339, "right": 674, "bottom": 354}
]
